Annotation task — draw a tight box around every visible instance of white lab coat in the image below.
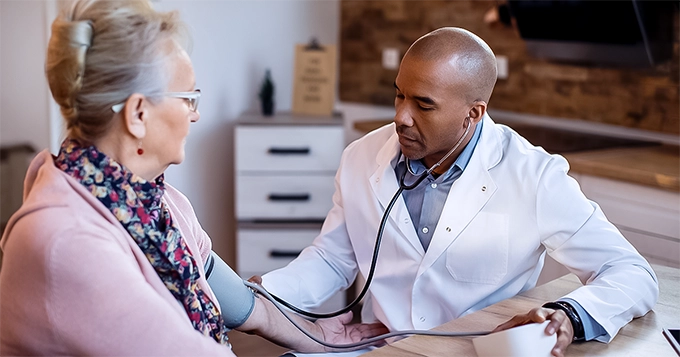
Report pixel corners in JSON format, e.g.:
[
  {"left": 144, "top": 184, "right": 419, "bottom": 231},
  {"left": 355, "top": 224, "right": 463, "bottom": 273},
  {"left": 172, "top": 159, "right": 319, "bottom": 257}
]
[{"left": 262, "top": 114, "right": 658, "bottom": 342}]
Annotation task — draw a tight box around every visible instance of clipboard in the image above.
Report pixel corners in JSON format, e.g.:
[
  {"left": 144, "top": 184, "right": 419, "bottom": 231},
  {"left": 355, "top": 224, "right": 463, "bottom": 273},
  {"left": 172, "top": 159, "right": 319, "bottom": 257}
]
[{"left": 291, "top": 38, "right": 337, "bottom": 116}]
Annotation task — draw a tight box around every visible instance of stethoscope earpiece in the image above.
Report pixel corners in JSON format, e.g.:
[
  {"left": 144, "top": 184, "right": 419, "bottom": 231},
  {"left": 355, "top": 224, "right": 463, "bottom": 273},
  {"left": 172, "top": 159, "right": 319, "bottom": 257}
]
[{"left": 401, "top": 115, "right": 473, "bottom": 190}]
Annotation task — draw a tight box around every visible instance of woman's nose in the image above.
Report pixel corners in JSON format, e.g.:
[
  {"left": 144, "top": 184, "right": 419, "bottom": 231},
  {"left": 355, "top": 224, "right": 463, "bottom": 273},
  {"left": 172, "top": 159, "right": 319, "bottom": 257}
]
[{"left": 190, "top": 110, "right": 200, "bottom": 123}]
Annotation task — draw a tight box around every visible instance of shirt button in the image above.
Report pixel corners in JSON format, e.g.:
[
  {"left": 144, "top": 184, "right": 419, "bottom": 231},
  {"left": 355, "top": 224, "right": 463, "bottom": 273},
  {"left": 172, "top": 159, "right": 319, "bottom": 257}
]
[
  {"left": 431, "top": 183, "right": 437, "bottom": 189},
  {"left": 422, "top": 227, "right": 429, "bottom": 234},
  {"left": 420, "top": 316, "right": 426, "bottom": 322}
]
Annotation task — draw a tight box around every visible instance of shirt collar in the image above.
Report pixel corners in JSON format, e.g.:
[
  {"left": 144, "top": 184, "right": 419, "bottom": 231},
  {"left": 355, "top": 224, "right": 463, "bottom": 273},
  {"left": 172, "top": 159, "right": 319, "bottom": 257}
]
[{"left": 395, "top": 119, "right": 484, "bottom": 181}]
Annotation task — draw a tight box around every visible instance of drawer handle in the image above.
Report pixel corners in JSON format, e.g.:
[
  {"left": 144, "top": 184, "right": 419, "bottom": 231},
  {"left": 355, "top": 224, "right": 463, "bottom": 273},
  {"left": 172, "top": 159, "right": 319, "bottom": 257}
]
[
  {"left": 268, "top": 147, "right": 311, "bottom": 155},
  {"left": 268, "top": 193, "right": 311, "bottom": 201},
  {"left": 269, "top": 250, "right": 302, "bottom": 258}
]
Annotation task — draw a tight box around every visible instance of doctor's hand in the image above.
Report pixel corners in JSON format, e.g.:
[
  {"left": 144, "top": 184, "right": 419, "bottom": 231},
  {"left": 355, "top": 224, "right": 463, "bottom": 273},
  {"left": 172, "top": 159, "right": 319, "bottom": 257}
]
[
  {"left": 313, "top": 311, "right": 389, "bottom": 352},
  {"left": 492, "top": 307, "right": 574, "bottom": 357},
  {"left": 247, "top": 275, "right": 262, "bottom": 285}
]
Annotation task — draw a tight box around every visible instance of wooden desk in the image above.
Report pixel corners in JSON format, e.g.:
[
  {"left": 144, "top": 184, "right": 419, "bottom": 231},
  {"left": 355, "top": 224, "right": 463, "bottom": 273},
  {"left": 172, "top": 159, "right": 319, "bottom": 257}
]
[{"left": 364, "top": 265, "right": 680, "bottom": 357}]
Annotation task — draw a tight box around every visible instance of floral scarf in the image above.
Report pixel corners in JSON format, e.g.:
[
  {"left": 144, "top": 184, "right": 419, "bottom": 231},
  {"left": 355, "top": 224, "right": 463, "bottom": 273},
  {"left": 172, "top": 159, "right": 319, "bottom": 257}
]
[{"left": 54, "top": 138, "right": 229, "bottom": 344}]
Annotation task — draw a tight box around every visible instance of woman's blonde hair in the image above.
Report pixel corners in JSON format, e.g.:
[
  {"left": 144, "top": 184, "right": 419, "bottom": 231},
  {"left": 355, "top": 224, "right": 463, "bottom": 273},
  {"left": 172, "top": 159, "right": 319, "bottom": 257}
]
[{"left": 45, "top": 0, "right": 189, "bottom": 143}]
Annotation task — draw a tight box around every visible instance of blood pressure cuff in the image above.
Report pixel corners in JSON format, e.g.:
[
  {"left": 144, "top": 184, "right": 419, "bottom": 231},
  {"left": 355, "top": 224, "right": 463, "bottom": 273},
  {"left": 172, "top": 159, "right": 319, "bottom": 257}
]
[{"left": 204, "top": 251, "right": 255, "bottom": 329}]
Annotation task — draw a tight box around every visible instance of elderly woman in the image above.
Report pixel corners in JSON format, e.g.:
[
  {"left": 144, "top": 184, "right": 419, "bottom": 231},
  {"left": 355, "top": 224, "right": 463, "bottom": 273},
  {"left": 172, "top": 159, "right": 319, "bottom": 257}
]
[{"left": 0, "top": 0, "right": 385, "bottom": 355}]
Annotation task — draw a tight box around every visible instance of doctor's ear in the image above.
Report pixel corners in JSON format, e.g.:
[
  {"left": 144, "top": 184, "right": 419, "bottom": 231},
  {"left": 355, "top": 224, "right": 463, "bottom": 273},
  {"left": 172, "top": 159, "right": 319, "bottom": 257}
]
[{"left": 468, "top": 101, "right": 487, "bottom": 124}]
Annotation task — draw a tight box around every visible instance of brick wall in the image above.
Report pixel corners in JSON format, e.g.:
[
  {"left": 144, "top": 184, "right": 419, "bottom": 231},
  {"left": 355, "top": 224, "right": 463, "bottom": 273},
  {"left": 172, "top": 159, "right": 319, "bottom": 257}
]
[{"left": 339, "top": 1, "right": 679, "bottom": 134}]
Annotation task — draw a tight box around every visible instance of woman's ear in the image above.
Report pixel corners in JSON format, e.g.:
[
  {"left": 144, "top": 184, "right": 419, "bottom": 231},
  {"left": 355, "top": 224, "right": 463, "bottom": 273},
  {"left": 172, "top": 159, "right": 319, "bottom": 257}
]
[
  {"left": 122, "top": 93, "right": 148, "bottom": 139},
  {"left": 468, "top": 101, "right": 488, "bottom": 124}
]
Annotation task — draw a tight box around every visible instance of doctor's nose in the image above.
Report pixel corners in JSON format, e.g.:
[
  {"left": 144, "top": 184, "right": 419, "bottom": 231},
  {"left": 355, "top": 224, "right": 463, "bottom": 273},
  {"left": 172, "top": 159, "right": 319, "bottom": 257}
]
[{"left": 394, "top": 106, "right": 414, "bottom": 127}]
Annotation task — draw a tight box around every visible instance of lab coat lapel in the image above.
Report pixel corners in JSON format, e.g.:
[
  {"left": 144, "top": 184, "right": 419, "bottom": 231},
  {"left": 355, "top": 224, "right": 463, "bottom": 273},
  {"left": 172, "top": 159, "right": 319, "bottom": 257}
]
[
  {"left": 418, "top": 115, "right": 503, "bottom": 275},
  {"left": 369, "top": 131, "right": 425, "bottom": 256}
]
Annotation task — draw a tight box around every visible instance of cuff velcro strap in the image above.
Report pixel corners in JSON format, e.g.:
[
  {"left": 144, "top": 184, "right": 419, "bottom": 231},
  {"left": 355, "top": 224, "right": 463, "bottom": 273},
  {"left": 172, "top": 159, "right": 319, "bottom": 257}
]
[{"left": 542, "top": 301, "right": 585, "bottom": 341}]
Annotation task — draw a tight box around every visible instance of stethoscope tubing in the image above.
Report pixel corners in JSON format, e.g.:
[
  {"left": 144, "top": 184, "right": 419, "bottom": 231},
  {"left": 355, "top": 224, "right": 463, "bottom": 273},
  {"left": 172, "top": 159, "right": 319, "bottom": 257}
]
[
  {"left": 267, "top": 184, "right": 404, "bottom": 319},
  {"left": 246, "top": 117, "right": 483, "bottom": 349},
  {"left": 264, "top": 117, "right": 473, "bottom": 319},
  {"left": 244, "top": 280, "right": 491, "bottom": 350}
]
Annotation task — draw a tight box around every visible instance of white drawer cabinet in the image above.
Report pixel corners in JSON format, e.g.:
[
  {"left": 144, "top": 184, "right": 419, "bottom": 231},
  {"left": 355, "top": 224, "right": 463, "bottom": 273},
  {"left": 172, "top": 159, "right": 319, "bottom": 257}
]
[
  {"left": 235, "top": 121, "right": 343, "bottom": 221},
  {"left": 237, "top": 228, "right": 321, "bottom": 275},
  {"left": 236, "top": 175, "right": 336, "bottom": 219},
  {"left": 539, "top": 173, "right": 680, "bottom": 285},
  {"left": 235, "top": 126, "right": 344, "bottom": 172},
  {"left": 576, "top": 174, "right": 679, "bottom": 240},
  {"left": 234, "top": 113, "right": 346, "bottom": 312},
  {"left": 575, "top": 174, "right": 680, "bottom": 267}
]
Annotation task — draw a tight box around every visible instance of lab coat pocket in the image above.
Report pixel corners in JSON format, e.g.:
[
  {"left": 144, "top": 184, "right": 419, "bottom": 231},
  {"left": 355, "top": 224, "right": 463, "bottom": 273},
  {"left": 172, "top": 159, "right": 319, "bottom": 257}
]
[{"left": 446, "top": 213, "right": 509, "bottom": 284}]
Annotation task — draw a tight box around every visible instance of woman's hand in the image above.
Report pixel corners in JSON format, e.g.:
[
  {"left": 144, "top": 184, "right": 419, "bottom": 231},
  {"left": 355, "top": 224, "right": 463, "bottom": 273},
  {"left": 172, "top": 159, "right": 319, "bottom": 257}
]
[
  {"left": 314, "top": 311, "right": 389, "bottom": 352},
  {"left": 493, "top": 307, "right": 574, "bottom": 357},
  {"left": 239, "top": 278, "right": 388, "bottom": 353}
]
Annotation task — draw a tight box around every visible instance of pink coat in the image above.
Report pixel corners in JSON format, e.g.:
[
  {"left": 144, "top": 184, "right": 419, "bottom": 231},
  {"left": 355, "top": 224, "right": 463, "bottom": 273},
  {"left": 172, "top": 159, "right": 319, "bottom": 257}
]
[{"left": 0, "top": 150, "right": 236, "bottom": 356}]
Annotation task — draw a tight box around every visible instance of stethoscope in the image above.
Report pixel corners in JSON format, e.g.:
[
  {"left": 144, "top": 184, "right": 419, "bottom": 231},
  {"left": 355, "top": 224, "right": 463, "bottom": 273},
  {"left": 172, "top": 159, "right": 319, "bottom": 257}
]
[{"left": 245, "top": 116, "right": 488, "bottom": 349}]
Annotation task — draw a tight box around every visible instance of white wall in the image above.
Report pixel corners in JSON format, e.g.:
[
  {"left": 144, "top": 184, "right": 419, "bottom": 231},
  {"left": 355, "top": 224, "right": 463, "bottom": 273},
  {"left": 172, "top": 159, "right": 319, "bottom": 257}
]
[
  {"left": 0, "top": 0, "right": 340, "bottom": 263},
  {"left": 0, "top": 0, "right": 51, "bottom": 152}
]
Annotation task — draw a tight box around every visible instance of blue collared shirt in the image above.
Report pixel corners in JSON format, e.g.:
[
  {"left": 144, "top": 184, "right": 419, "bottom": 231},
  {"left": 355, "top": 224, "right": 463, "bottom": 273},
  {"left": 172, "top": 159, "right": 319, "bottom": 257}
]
[
  {"left": 391, "top": 119, "right": 605, "bottom": 340},
  {"left": 394, "top": 120, "right": 483, "bottom": 250}
]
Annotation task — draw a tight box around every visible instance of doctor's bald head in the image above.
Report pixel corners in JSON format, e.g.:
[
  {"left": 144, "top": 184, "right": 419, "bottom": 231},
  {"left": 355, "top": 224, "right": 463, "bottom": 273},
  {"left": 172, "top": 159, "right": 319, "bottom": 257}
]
[{"left": 403, "top": 27, "right": 498, "bottom": 104}]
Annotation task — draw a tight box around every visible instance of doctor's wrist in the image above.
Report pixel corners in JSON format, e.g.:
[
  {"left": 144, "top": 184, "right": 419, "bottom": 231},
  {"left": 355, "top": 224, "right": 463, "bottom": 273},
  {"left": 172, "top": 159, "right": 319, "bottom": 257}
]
[{"left": 542, "top": 301, "right": 585, "bottom": 342}]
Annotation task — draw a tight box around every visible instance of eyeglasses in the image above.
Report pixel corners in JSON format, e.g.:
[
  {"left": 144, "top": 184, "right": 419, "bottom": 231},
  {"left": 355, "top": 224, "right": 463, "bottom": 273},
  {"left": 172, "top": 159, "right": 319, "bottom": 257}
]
[{"left": 111, "top": 89, "right": 201, "bottom": 113}]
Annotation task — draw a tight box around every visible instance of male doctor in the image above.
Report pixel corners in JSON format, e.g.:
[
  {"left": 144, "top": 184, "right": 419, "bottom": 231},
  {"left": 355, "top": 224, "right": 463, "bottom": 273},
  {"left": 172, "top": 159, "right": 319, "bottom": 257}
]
[{"left": 259, "top": 27, "right": 658, "bottom": 357}]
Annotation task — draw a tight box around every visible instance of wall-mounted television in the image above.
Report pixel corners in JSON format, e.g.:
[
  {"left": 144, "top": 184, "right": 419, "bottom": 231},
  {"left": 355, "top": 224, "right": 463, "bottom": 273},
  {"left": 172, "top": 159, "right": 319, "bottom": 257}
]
[{"left": 507, "top": 0, "right": 676, "bottom": 68}]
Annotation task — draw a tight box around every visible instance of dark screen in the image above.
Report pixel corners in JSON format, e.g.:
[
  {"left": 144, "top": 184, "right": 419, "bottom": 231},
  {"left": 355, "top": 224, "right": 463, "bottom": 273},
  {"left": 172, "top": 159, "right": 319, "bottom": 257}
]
[{"left": 508, "top": 0, "right": 642, "bottom": 44}]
